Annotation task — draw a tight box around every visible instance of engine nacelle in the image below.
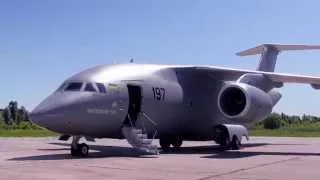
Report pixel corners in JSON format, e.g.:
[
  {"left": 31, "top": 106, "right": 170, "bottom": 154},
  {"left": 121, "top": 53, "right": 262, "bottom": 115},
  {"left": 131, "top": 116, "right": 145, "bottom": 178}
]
[{"left": 218, "top": 83, "right": 273, "bottom": 121}]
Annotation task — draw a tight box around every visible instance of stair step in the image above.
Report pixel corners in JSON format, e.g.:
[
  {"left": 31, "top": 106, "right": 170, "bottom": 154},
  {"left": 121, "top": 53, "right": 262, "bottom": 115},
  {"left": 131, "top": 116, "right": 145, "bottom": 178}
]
[
  {"left": 131, "top": 128, "right": 143, "bottom": 134},
  {"left": 136, "top": 134, "right": 148, "bottom": 139},
  {"left": 121, "top": 126, "right": 159, "bottom": 155},
  {"left": 141, "top": 139, "right": 153, "bottom": 145},
  {"left": 140, "top": 147, "right": 159, "bottom": 155},
  {"left": 147, "top": 144, "right": 158, "bottom": 150}
]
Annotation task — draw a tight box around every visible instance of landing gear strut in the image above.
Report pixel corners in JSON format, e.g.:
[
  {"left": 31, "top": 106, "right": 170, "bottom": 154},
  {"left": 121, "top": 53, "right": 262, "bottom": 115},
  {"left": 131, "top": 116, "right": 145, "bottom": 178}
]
[{"left": 70, "top": 136, "right": 89, "bottom": 157}]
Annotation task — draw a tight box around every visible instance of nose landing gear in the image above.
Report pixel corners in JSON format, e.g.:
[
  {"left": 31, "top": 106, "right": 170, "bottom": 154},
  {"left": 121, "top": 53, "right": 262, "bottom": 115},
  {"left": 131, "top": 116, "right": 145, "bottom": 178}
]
[{"left": 70, "top": 136, "right": 89, "bottom": 157}]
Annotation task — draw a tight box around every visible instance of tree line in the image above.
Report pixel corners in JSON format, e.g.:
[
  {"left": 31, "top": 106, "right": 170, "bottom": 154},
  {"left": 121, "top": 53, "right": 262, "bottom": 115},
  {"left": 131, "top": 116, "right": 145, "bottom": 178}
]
[
  {"left": 255, "top": 112, "right": 320, "bottom": 130},
  {"left": 1, "top": 101, "right": 29, "bottom": 125}
]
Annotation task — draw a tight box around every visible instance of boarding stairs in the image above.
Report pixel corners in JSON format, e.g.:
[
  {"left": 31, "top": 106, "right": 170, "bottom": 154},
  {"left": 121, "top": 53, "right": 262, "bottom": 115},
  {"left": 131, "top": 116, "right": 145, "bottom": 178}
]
[{"left": 121, "top": 112, "right": 159, "bottom": 155}]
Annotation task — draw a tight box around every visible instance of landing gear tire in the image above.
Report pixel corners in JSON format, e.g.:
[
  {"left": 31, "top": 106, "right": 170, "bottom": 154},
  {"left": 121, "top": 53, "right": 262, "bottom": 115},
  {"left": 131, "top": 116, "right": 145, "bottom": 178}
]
[
  {"left": 71, "top": 146, "right": 78, "bottom": 157},
  {"left": 219, "top": 137, "right": 231, "bottom": 151},
  {"left": 171, "top": 138, "right": 183, "bottom": 150},
  {"left": 160, "top": 137, "right": 171, "bottom": 151},
  {"left": 71, "top": 143, "right": 89, "bottom": 157},
  {"left": 231, "top": 136, "right": 241, "bottom": 150}
]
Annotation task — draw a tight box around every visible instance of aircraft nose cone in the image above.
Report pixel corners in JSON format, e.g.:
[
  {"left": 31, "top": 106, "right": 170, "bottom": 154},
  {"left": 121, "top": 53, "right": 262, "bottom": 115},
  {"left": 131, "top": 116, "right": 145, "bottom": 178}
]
[
  {"left": 30, "top": 92, "right": 91, "bottom": 130},
  {"left": 29, "top": 93, "right": 69, "bottom": 128},
  {"left": 29, "top": 112, "right": 46, "bottom": 128},
  {"left": 29, "top": 103, "right": 62, "bottom": 129}
]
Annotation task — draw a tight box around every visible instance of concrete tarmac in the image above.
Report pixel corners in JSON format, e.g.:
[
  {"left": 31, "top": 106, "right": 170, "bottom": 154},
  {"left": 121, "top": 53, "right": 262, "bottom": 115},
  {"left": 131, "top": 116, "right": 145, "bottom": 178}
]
[{"left": 1, "top": 137, "right": 320, "bottom": 180}]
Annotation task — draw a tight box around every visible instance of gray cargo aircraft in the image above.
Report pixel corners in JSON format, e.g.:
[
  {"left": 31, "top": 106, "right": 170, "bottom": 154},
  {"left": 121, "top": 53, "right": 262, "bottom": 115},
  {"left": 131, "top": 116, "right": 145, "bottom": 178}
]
[{"left": 30, "top": 44, "right": 320, "bottom": 157}]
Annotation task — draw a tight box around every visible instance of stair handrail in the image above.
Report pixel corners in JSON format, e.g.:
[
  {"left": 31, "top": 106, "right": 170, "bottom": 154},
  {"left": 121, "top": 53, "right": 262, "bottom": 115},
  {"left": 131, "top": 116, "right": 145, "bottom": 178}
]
[{"left": 141, "top": 111, "right": 157, "bottom": 126}]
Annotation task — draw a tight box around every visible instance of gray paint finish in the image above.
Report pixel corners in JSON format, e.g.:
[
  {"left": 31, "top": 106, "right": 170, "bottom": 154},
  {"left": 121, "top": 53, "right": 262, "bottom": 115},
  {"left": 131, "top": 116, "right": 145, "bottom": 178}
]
[{"left": 30, "top": 44, "right": 320, "bottom": 142}]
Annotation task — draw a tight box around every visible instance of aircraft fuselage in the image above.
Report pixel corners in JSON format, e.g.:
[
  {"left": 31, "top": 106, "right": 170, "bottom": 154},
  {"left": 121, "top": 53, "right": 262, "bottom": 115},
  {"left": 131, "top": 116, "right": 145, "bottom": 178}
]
[{"left": 31, "top": 64, "right": 253, "bottom": 141}]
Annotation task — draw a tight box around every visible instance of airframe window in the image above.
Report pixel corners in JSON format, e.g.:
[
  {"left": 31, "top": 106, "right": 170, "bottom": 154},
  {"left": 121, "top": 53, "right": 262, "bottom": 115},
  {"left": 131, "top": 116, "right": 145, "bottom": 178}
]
[
  {"left": 96, "top": 83, "right": 107, "bottom": 93},
  {"left": 65, "top": 82, "right": 83, "bottom": 91},
  {"left": 84, "top": 83, "right": 97, "bottom": 92}
]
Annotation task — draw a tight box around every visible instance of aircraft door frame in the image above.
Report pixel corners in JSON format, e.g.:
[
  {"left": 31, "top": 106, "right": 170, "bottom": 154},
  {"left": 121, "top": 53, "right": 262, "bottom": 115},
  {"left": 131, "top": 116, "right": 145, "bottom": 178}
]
[{"left": 125, "top": 84, "right": 143, "bottom": 125}]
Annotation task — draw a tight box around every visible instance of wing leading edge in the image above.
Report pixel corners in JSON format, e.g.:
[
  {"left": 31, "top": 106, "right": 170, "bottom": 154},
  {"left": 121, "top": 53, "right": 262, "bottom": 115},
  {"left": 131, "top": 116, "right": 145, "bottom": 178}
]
[
  {"left": 170, "top": 43, "right": 320, "bottom": 89},
  {"left": 175, "top": 66, "right": 320, "bottom": 89}
]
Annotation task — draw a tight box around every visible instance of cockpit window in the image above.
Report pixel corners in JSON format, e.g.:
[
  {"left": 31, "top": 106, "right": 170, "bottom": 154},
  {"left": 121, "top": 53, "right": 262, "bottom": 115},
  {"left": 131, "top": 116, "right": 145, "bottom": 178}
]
[
  {"left": 57, "top": 81, "right": 106, "bottom": 93},
  {"left": 56, "top": 83, "right": 66, "bottom": 91},
  {"left": 96, "top": 83, "right": 107, "bottom": 93},
  {"left": 65, "top": 82, "right": 83, "bottom": 91},
  {"left": 84, "top": 83, "right": 97, "bottom": 92}
]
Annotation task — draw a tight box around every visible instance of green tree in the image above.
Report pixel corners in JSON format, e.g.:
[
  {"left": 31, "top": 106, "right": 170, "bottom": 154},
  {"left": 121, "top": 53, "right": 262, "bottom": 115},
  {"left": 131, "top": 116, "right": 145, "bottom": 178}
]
[
  {"left": 8, "top": 101, "right": 18, "bottom": 122},
  {"left": 2, "top": 107, "right": 13, "bottom": 125},
  {"left": 17, "top": 106, "right": 29, "bottom": 123},
  {"left": 263, "top": 113, "right": 282, "bottom": 129}
]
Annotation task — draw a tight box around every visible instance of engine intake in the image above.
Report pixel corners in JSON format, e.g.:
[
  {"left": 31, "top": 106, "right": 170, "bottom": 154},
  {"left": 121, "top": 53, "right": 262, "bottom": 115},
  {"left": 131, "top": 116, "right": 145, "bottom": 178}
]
[
  {"left": 218, "top": 83, "right": 274, "bottom": 121},
  {"left": 219, "top": 86, "right": 246, "bottom": 117}
]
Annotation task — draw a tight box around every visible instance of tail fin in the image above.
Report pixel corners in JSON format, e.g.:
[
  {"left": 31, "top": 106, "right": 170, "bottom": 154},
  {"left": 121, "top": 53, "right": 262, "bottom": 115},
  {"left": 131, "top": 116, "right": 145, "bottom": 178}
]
[{"left": 236, "top": 44, "right": 320, "bottom": 72}]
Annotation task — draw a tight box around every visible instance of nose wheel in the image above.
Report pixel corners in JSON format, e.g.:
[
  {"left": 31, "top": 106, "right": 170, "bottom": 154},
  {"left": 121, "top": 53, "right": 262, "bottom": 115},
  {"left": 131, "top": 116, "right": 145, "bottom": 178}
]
[
  {"left": 71, "top": 143, "right": 89, "bottom": 157},
  {"left": 70, "top": 136, "right": 89, "bottom": 157}
]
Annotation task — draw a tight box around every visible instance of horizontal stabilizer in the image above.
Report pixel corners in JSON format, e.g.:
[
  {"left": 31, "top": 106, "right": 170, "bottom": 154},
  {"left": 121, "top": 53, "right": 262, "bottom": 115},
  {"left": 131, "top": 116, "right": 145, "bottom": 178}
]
[
  {"left": 237, "top": 44, "right": 320, "bottom": 56},
  {"left": 236, "top": 44, "right": 320, "bottom": 72}
]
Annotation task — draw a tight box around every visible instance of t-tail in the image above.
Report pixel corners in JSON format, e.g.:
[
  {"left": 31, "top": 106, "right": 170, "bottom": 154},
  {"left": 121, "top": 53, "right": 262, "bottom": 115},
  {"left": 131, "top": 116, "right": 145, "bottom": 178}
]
[{"left": 236, "top": 44, "right": 320, "bottom": 72}]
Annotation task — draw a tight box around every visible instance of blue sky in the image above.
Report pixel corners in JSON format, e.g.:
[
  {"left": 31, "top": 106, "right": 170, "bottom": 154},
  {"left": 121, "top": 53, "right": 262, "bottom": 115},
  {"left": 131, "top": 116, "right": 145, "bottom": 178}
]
[{"left": 1, "top": 0, "right": 320, "bottom": 115}]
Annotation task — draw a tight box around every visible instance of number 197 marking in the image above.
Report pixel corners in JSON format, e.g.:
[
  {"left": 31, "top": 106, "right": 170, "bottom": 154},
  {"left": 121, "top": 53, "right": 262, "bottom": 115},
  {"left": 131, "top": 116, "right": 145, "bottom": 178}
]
[{"left": 152, "top": 87, "right": 165, "bottom": 101}]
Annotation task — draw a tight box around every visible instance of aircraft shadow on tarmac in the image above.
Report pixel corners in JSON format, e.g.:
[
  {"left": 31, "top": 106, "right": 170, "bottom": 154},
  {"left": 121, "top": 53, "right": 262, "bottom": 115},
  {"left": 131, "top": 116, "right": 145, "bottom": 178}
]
[
  {"left": 8, "top": 144, "right": 157, "bottom": 161},
  {"left": 202, "top": 151, "right": 320, "bottom": 159},
  {"left": 8, "top": 142, "right": 320, "bottom": 161}
]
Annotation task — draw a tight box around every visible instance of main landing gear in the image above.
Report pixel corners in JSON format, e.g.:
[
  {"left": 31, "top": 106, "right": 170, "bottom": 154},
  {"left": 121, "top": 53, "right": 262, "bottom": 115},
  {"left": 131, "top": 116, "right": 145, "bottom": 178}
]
[
  {"left": 218, "top": 134, "right": 241, "bottom": 150},
  {"left": 159, "top": 136, "right": 183, "bottom": 151},
  {"left": 214, "top": 124, "right": 248, "bottom": 151},
  {"left": 70, "top": 136, "right": 89, "bottom": 157}
]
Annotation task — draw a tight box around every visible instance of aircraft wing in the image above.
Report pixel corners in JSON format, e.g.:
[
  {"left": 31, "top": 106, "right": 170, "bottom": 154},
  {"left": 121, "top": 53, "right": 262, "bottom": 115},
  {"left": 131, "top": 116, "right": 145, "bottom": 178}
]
[{"left": 176, "top": 66, "right": 320, "bottom": 89}]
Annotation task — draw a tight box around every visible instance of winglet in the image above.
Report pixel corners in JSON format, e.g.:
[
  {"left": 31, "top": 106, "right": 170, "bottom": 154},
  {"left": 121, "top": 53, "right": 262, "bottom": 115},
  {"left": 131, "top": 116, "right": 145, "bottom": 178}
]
[{"left": 236, "top": 44, "right": 320, "bottom": 72}]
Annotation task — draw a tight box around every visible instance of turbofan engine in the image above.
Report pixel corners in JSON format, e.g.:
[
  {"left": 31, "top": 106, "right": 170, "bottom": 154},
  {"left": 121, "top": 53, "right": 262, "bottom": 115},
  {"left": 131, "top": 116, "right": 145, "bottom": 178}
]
[{"left": 217, "top": 83, "right": 275, "bottom": 121}]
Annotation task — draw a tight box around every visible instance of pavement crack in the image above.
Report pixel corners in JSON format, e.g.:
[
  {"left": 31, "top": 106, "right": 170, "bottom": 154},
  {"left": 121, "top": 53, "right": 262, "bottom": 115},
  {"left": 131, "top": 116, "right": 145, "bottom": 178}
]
[{"left": 197, "top": 157, "right": 300, "bottom": 180}]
